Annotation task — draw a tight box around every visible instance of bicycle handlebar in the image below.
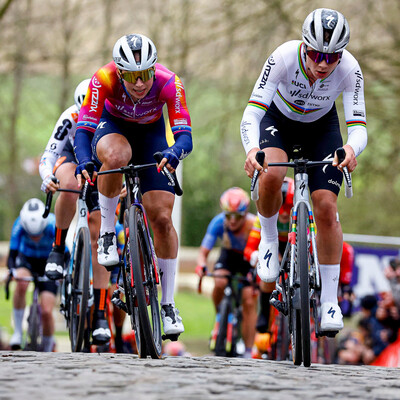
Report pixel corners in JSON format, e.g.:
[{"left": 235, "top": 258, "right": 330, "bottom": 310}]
[
  {"left": 250, "top": 147, "right": 353, "bottom": 199},
  {"left": 197, "top": 271, "right": 255, "bottom": 294},
  {"left": 153, "top": 152, "right": 183, "bottom": 196},
  {"left": 97, "top": 153, "right": 183, "bottom": 196},
  {"left": 43, "top": 187, "right": 82, "bottom": 218}
]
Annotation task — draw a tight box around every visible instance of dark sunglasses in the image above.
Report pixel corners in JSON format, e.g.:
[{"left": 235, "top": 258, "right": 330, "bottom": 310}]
[
  {"left": 306, "top": 49, "right": 342, "bottom": 64},
  {"left": 224, "top": 212, "right": 245, "bottom": 221}
]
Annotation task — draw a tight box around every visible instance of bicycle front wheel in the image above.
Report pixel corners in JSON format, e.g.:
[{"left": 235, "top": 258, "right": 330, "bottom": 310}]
[
  {"left": 69, "top": 227, "right": 90, "bottom": 352},
  {"left": 26, "top": 300, "right": 42, "bottom": 351},
  {"left": 297, "top": 202, "right": 311, "bottom": 367},
  {"left": 129, "top": 206, "right": 162, "bottom": 359}
]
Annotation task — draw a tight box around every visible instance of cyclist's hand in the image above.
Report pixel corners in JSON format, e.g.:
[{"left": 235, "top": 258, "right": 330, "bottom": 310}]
[
  {"left": 244, "top": 148, "right": 265, "bottom": 178},
  {"left": 195, "top": 265, "right": 207, "bottom": 277},
  {"left": 75, "top": 162, "right": 97, "bottom": 188},
  {"left": 333, "top": 145, "right": 357, "bottom": 173},
  {"left": 249, "top": 250, "right": 259, "bottom": 268},
  {"left": 41, "top": 174, "right": 59, "bottom": 194},
  {"left": 159, "top": 149, "right": 179, "bottom": 173},
  {"left": 119, "top": 185, "right": 127, "bottom": 200}
]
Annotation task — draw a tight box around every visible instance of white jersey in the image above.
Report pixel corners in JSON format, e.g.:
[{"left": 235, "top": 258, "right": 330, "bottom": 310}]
[
  {"left": 241, "top": 40, "right": 367, "bottom": 157},
  {"left": 39, "top": 104, "right": 79, "bottom": 180}
]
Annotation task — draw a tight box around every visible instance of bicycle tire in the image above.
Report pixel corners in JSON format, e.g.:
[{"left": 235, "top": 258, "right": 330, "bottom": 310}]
[
  {"left": 214, "top": 296, "right": 231, "bottom": 357},
  {"left": 297, "top": 202, "right": 311, "bottom": 367},
  {"left": 26, "top": 300, "right": 41, "bottom": 351},
  {"left": 129, "top": 206, "right": 162, "bottom": 359},
  {"left": 123, "top": 209, "right": 146, "bottom": 358},
  {"left": 69, "top": 226, "right": 90, "bottom": 352}
]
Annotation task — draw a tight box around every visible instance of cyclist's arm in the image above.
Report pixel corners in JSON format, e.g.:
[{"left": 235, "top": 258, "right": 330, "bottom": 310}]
[
  {"left": 241, "top": 50, "right": 283, "bottom": 176},
  {"left": 197, "top": 246, "right": 211, "bottom": 269},
  {"left": 160, "top": 74, "right": 193, "bottom": 170},
  {"left": 8, "top": 219, "right": 22, "bottom": 270},
  {"left": 340, "top": 63, "right": 367, "bottom": 170},
  {"left": 74, "top": 72, "right": 109, "bottom": 182}
]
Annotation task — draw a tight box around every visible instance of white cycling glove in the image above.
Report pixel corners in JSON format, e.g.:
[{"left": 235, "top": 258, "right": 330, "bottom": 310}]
[{"left": 41, "top": 174, "right": 56, "bottom": 193}]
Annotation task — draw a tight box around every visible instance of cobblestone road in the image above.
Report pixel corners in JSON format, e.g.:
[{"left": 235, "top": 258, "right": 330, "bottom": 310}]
[{"left": 0, "top": 352, "right": 399, "bottom": 400}]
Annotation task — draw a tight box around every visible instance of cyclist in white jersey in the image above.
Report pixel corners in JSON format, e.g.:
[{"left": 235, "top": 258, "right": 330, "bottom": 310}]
[
  {"left": 39, "top": 80, "right": 112, "bottom": 345},
  {"left": 241, "top": 8, "right": 367, "bottom": 332}
]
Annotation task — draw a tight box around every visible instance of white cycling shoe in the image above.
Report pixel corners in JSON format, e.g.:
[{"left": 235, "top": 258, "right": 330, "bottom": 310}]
[
  {"left": 97, "top": 232, "right": 119, "bottom": 267},
  {"left": 161, "top": 304, "right": 184, "bottom": 335},
  {"left": 257, "top": 241, "right": 280, "bottom": 283},
  {"left": 320, "top": 302, "right": 344, "bottom": 331},
  {"left": 10, "top": 332, "right": 22, "bottom": 350}
]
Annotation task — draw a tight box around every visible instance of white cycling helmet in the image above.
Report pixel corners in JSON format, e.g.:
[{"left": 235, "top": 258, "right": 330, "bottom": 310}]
[
  {"left": 19, "top": 198, "right": 47, "bottom": 237},
  {"left": 302, "top": 8, "right": 350, "bottom": 53},
  {"left": 113, "top": 34, "right": 157, "bottom": 71},
  {"left": 74, "top": 78, "right": 90, "bottom": 110}
]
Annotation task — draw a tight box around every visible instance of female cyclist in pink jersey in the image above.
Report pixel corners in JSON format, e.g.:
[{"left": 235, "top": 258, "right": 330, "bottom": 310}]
[{"left": 74, "top": 34, "right": 193, "bottom": 336}]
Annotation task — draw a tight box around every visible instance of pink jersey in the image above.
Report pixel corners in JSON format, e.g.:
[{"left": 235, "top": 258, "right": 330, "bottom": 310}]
[{"left": 77, "top": 61, "right": 191, "bottom": 135}]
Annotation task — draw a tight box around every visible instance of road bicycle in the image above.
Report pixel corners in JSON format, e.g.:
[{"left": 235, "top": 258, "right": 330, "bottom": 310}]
[
  {"left": 5, "top": 269, "right": 48, "bottom": 351},
  {"left": 43, "top": 167, "right": 94, "bottom": 352},
  {"left": 251, "top": 147, "right": 352, "bottom": 367},
  {"left": 98, "top": 152, "right": 182, "bottom": 359},
  {"left": 198, "top": 268, "right": 256, "bottom": 357}
]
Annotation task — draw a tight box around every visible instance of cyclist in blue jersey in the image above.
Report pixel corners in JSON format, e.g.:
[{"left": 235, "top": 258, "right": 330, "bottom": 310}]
[
  {"left": 241, "top": 8, "right": 367, "bottom": 332},
  {"left": 7, "top": 199, "right": 61, "bottom": 351},
  {"left": 196, "top": 187, "right": 257, "bottom": 358}
]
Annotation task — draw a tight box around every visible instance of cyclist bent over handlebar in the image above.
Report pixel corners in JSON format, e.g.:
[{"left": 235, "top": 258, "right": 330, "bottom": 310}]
[
  {"left": 74, "top": 34, "right": 193, "bottom": 336},
  {"left": 240, "top": 8, "right": 367, "bottom": 332}
]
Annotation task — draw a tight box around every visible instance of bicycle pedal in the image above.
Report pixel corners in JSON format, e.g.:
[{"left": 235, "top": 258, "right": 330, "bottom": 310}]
[
  {"left": 317, "top": 330, "right": 339, "bottom": 338},
  {"left": 111, "top": 297, "right": 128, "bottom": 313},
  {"left": 270, "top": 296, "right": 287, "bottom": 315},
  {"left": 162, "top": 333, "right": 180, "bottom": 342}
]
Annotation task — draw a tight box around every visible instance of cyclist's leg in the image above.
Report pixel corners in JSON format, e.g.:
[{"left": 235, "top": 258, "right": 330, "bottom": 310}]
[
  {"left": 212, "top": 266, "right": 229, "bottom": 311},
  {"left": 11, "top": 255, "right": 31, "bottom": 349},
  {"left": 94, "top": 110, "right": 131, "bottom": 266},
  {"left": 46, "top": 146, "right": 79, "bottom": 279},
  {"left": 35, "top": 258, "right": 58, "bottom": 351},
  {"left": 308, "top": 107, "right": 344, "bottom": 331},
  {"left": 89, "top": 206, "right": 112, "bottom": 345},
  {"left": 257, "top": 107, "right": 289, "bottom": 283},
  {"left": 39, "top": 290, "right": 56, "bottom": 352}
]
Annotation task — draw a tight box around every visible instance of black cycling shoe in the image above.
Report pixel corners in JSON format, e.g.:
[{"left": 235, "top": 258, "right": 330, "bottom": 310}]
[
  {"left": 45, "top": 246, "right": 65, "bottom": 280},
  {"left": 92, "top": 316, "right": 111, "bottom": 345}
]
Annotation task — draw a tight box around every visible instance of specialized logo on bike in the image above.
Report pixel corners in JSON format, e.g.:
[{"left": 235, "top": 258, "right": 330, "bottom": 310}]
[
  {"left": 328, "top": 307, "right": 336, "bottom": 318},
  {"left": 264, "top": 249, "right": 272, "bottom": 268}
]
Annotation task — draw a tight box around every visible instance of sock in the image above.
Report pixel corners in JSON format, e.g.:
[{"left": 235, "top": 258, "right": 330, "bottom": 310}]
[
  {"left": 94, "top": 288, "right": 108, "bottom": 319},
  {"left": 42, "top": 335, "right": 54, "bottom": 352},
  {"left": 258, "top": 212, "right": 279, "bottom": 243},
  {"left": 99, "top": 193, "right": 119, "bottom": 236},
  {"left": 319, "top": 264, "right": 340, "bottom": 304},
  {"left": 258, "top": 291, "right": 272, "bottom": 332},
  {"left": 159, "top": 258, "right": 177, "bottom": 306},
  {"left": 13, "top": 308, "right": 25, "bottom": 336},
  {"left": 54, "top": 227, "right": 68, "bottom": 249}
]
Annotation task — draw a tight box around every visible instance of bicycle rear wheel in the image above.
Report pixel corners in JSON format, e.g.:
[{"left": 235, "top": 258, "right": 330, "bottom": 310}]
[
  {"left": 297, "top": 202, "right": 311, "bottom": 367},
  {"left": 129, "top": 205, "right": 162, "bottom": 359},
  {"left": 69, "top": 227, "right": 90, "bottom": 352}
]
